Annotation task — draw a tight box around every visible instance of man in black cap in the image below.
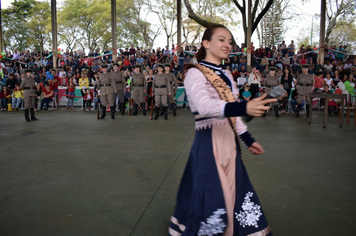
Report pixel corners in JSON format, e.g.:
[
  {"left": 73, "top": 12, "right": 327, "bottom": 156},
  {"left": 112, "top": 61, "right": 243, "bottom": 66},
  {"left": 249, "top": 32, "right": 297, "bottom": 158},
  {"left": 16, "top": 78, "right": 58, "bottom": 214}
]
[
  {"left": 96, "top": 65, "right": 117, "bottom": 119},
  {"left": 295, "top": 64, "right": 314, "bottom": 118},
  {"left": 152, "top": 64, "right": 171, "bottom": 120},
  {"left": 164, "top": 64, "right": 178, "bottom": 116},
  {"left": 263, "top": 67, "right": 280, "bottom": 117},
  {"left": 111, "top": 63, "right": 126, "bottom": 116},
  {"left": 19, "top": 69, "right": 38, "bottom": 122},
  {"left": 131, "top": 64, "right": 147, "bottom": 116}
]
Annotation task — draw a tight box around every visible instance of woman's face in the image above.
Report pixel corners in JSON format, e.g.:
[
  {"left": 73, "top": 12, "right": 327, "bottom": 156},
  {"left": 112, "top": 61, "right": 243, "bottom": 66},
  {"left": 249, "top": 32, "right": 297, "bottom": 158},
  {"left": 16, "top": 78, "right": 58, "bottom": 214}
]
[
  {"left": 285, "top": 68, "right": 289, "bottom": 74},
  {"left": 203, "top": 27, "right": 232, "bottom": 61}
]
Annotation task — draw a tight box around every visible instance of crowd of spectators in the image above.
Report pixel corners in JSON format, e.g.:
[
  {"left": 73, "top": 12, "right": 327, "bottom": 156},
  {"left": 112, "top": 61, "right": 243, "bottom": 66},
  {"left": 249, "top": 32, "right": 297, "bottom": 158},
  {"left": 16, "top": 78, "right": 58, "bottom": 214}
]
[{"left": 0, "top": 41, "right": 355, "bottom": 113}]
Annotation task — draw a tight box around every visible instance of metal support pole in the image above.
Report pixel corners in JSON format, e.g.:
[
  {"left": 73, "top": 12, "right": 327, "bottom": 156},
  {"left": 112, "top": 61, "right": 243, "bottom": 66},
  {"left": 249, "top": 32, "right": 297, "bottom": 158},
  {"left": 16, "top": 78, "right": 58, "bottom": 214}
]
[
  {"left": 319, "top": 0, "right": 326, "bottom": 65},
  {"left": 51, "top": 0, "right": 57, "bottom": 69},
  {"left": 111, "top": 0, "right": 117, "bottom": 62},
  {"left": 310, "top": 17, "right": 314, "bottom": 47},
  {"left": 246, "top": 0, "right": 252, "bottom": 72},
  {"left": 177, "top": 0, "right": 182, "bottom": 47}
]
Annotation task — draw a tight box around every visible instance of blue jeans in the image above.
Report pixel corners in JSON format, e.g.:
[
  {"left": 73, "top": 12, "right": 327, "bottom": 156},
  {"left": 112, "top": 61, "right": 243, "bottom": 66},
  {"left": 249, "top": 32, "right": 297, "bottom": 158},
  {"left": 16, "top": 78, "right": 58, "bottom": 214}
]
[
  {"left": 1, "top": 98, "right": 8, "bottom": 109},
  {"left": 179, "top": 59, "right": 185, "bottom": 72},
  {"left": 67, "top": 92, "right": 75, "bottom": 107},
  {"left": 40, "top": 97, "right": 53, "bottom": 110},
  {"left": 12, "top": 97, "right": 22, "bottom": 108},
  {"left": 291, "top": 99, "right": 305, "bottom": 112}
]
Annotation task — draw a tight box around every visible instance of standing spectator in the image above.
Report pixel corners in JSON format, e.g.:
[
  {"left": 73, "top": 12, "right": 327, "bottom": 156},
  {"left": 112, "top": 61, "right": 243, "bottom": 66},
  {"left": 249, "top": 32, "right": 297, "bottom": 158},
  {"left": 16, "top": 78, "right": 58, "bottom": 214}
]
[
  {"left": 239, "top": 54, "right": 247, "bottom": 71},
  {"left": 177, "top": 46, "right": 185, "bottom": 72},
  {"left": 66, "top": 79, "right": 75, "bottom": 109},
  {"left": 83, "top": 88, "right": 93, "bottom": 110},
  {"left": 231, "top": 55, "right": 239, "bottom": 70},
  {"left": 248, "top": 66, "right": 262, "bottom": 98},
  {"left": 79, "top": 72, "right": 89, "bottom": 110},
  {"left": 35, "top": 83, "right": 42, "bottom": 110},
  {"left": 241, "top": 82, "right": 252, "bottom": 101}
]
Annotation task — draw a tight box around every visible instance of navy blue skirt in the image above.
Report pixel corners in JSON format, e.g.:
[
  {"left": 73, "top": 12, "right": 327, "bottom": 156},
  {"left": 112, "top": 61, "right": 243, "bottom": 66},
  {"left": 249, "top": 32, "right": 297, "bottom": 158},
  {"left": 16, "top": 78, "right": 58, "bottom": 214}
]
[{"left": 169, "top": 128, "right": 271, "bottom": 236}]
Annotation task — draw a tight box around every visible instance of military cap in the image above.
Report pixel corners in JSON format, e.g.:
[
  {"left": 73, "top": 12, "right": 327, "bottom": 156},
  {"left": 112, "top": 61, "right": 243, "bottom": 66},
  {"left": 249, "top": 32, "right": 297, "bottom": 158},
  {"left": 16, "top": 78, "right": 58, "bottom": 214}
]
[
  {"left": 25, "top": 69, "right": 32, "bottom": 73},
  {"left": 101, "top": 64, "right": 108, "bottom": 68},
  {"left": 158, "top": 64, "right": 165, "bottom": 69},
  {"left": 269, "top": 67, "right": 277, "bottom": 71}
]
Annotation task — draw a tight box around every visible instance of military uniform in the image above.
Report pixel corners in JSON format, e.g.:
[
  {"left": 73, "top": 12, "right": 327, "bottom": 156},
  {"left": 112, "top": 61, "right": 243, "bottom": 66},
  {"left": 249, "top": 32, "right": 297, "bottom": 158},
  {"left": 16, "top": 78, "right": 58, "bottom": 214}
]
[
  {"left": 98, "top": 65, "right": 117, "bottom": 119},
  {"left": 132, "top": 65, "right": 147, "bottom": 116},
  {"left": 19, "top": 69, "right": 38, "bottom": 122},
  {"left": 296, "top": 64, "right": 314, "bottom": 117},
  {"left": 165, "top": 64, "right": 178, "bottom": 116},
  {"left": 263, "top": 67, "right": 280, "bottom": 117},
  {"left": 111, "top": 66, "right": 126, "bottom": 115},
  {"left": 153, "top": 66, "right": 171, "bottom": 120}
]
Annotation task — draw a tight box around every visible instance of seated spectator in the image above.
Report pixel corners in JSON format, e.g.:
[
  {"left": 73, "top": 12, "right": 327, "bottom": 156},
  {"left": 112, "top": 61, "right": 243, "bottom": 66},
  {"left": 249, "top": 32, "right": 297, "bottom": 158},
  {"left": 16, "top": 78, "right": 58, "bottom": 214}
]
[
  {"left": 239, "top": 65, "right": 247, "bottom": 74},
  {"left": 231, "top": 55, "right": 239, "bottom": 70},
  {"left": 287, "top": 40, "right": 295, "bottom": 56},
  {"left": 0, "top": 86, "right": 11, "bottom": 111},
  {"left": 262, "top": 65, "right": 270, "bottom": 78},
  {"left": 291, "top": 89, "right": 305, "bottom": 112},
  {"left": 299, "top": 54, "right": 307, "bottom": 66},
  {"left": 314, "top": 60, "right": 323, "bottom": 74},
  {"left": 237, "top": 73, "right": 247, "bottom": 89},
  {"left": 11, "top": 84, "right": 24, "bottom": 111},
  {"left": 232, "top": 67, "right": 240, "bottom": 81},
  {"left": 323, "top": 60, "right": 334, "bottom": 76},
  {"left": 274, "top": 53, "right": 283, "bottom": 70},
  {"left": 239, "top": 55, "right": 247, "bottom": 71},
  {"left": 282, "top": 54, "right": 290, "bottom": 67},
  {"left": 260, "top": 55, "right": 268, "bottom": 71},
  {"left": 241, "top": 82, "right": 251, "bottom": 101},
  {"left": 40, "top": 84, "right": 54, "bottom": 111},
  {"left": 83, "top": 88, "right": 93, "bottom": 110},
  {"left": 184, "top": 54, "right": 192, "bottom": 64},
  {"left": 6, "top": 73, "right": 17, "bottom": 92},
  {"left": 324, "top": 73, "right": 335, "bottom": 89},
  {"left": 314, "top": 72, "right": 324, "bottom": 91},
  {"left": 309, "top": 59, "right": 315, "bottom": 73}
]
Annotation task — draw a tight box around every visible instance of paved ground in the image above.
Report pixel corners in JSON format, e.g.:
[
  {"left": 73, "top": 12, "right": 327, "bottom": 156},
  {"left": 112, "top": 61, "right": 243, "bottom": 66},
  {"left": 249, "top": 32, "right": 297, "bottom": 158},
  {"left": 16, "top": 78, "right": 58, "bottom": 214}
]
[{"left": 0, "top": 107, "right": 355, "bottom": 236}]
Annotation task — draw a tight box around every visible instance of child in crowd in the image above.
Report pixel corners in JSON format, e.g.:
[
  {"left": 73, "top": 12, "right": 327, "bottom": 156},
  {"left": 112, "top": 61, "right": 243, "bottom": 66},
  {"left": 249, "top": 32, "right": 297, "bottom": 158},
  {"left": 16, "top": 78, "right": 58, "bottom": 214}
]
[
  {"left": 66, "top": 79, "right": 75, "bottom": 109},
  {"left": 241, "top": 82, "right": 252, "bottom": 101},
  {"left": 11, "top": 84, "right": 24, "bottom": 111},
  {"left": 83, "top": 88, "right": 93, "bottom": 110}
]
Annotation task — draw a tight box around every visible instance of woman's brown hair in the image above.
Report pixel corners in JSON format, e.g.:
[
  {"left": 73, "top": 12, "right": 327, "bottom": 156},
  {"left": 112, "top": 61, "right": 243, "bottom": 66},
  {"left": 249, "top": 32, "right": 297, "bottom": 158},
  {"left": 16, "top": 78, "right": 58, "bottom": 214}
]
[{"left": 183, "top": 24, "right": 231, "bottom": 74}]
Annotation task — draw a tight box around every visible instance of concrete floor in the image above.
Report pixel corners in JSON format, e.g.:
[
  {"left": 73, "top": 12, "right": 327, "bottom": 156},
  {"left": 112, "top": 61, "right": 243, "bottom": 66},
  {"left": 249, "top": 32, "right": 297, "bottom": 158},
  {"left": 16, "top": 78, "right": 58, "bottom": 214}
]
[{"left": 0, "top": 108, "right": 355, "bottom": 236}]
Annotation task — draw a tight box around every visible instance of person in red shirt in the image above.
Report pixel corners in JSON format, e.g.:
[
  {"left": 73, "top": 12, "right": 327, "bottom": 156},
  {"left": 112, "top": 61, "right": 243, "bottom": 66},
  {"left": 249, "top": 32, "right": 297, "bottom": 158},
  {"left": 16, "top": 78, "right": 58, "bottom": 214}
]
[
  {"left": 40, "top": 84, "right": 54, "bottom": 111},
  {"left": 314, "top": 72, "right": 324, "bottom": 91},
  {"left": 66, "top": 79, "right": 76, "bottom": 109},
  {"left": 0, "top": 86, "right": 11, "bottom": 111},
  {"left": 123, "top": 56, "right": 131, "bottom": 70},
  {"left": 48, "top": 69, "right": 59, "bottom": 108},
  {"left": 83, "top": 88, "right": 93, "bottom": 110}
]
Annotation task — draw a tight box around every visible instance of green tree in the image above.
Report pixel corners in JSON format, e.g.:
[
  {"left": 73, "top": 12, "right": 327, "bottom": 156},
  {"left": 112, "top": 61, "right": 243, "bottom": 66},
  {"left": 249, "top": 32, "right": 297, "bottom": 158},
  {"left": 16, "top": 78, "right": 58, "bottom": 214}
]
[
  {"left": 27, "top": 1, "right": 51, "bottom": 52},
  {"left": 59, "top": 0, "right": 112, "bottom": 51},
  {"left": 2, "top": 0, "right": 36, "bottom": 51},
  {"left": 325, "top": 0, "right": 356, "bottom": 46},
  {"left": 184, "top": 0, "right": 274, "bottom": 44}
]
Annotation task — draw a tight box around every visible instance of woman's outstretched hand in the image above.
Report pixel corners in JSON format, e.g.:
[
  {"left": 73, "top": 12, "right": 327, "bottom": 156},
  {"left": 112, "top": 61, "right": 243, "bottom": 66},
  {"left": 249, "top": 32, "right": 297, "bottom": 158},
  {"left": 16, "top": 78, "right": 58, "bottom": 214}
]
[
  {"left": 246, "top": 94, "right": 277, "bottom": 116},
  {"left": 248, "top": 142, "right": 264, "bottom": 155}
]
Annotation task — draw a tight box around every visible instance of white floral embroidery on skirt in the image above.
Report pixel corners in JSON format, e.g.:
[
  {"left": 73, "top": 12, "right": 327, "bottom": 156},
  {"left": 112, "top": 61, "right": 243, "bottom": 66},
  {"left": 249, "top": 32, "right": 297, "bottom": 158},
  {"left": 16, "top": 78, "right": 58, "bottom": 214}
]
[
  {"left": 198, "top": 208, "right": 227, "bottom": 236},
  {"left": 235, "top": 192, "right": 263, "bottom": 228}
]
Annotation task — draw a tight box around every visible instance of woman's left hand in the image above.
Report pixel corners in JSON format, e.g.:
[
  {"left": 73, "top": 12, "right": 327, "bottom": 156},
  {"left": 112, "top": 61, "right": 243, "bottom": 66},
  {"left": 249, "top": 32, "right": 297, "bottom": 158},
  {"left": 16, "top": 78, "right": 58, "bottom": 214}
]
[{"left": 248, "top": 142, "right": 265, "bottom": 155}]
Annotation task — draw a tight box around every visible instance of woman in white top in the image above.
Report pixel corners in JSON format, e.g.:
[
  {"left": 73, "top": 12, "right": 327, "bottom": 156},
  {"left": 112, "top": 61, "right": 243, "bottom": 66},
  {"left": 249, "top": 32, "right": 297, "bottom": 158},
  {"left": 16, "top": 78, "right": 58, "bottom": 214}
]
[{"left": 324, "top": 73, "right": 335, "bottom": 88}]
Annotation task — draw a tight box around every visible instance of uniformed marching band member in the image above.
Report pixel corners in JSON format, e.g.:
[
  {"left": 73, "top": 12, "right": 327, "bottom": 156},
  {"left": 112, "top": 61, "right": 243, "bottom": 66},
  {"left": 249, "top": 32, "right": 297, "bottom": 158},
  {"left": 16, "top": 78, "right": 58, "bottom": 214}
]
[
  {"left": 97, "top": 64, "right": 117, "bottom": 119},
  {"left": 295, "top": 64, "right": 314, "bottom": 118},
  {"left": 131, "top": 64, "right": 147, "bottom": 116},
  {"left": 111, "top": 63, "right": 126, "bottom": 115},
  {"left": 152, "top": 64, "right": 171, "bottom": 120},
  {"left": 164, "top": 64, "right": 178, "bottom": 116},
  {"left": 20, "top": 69, "right": 38, "bottom": 122},
  {"left": 263, "top": 66, "right": 280, "bottom": 117}
]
